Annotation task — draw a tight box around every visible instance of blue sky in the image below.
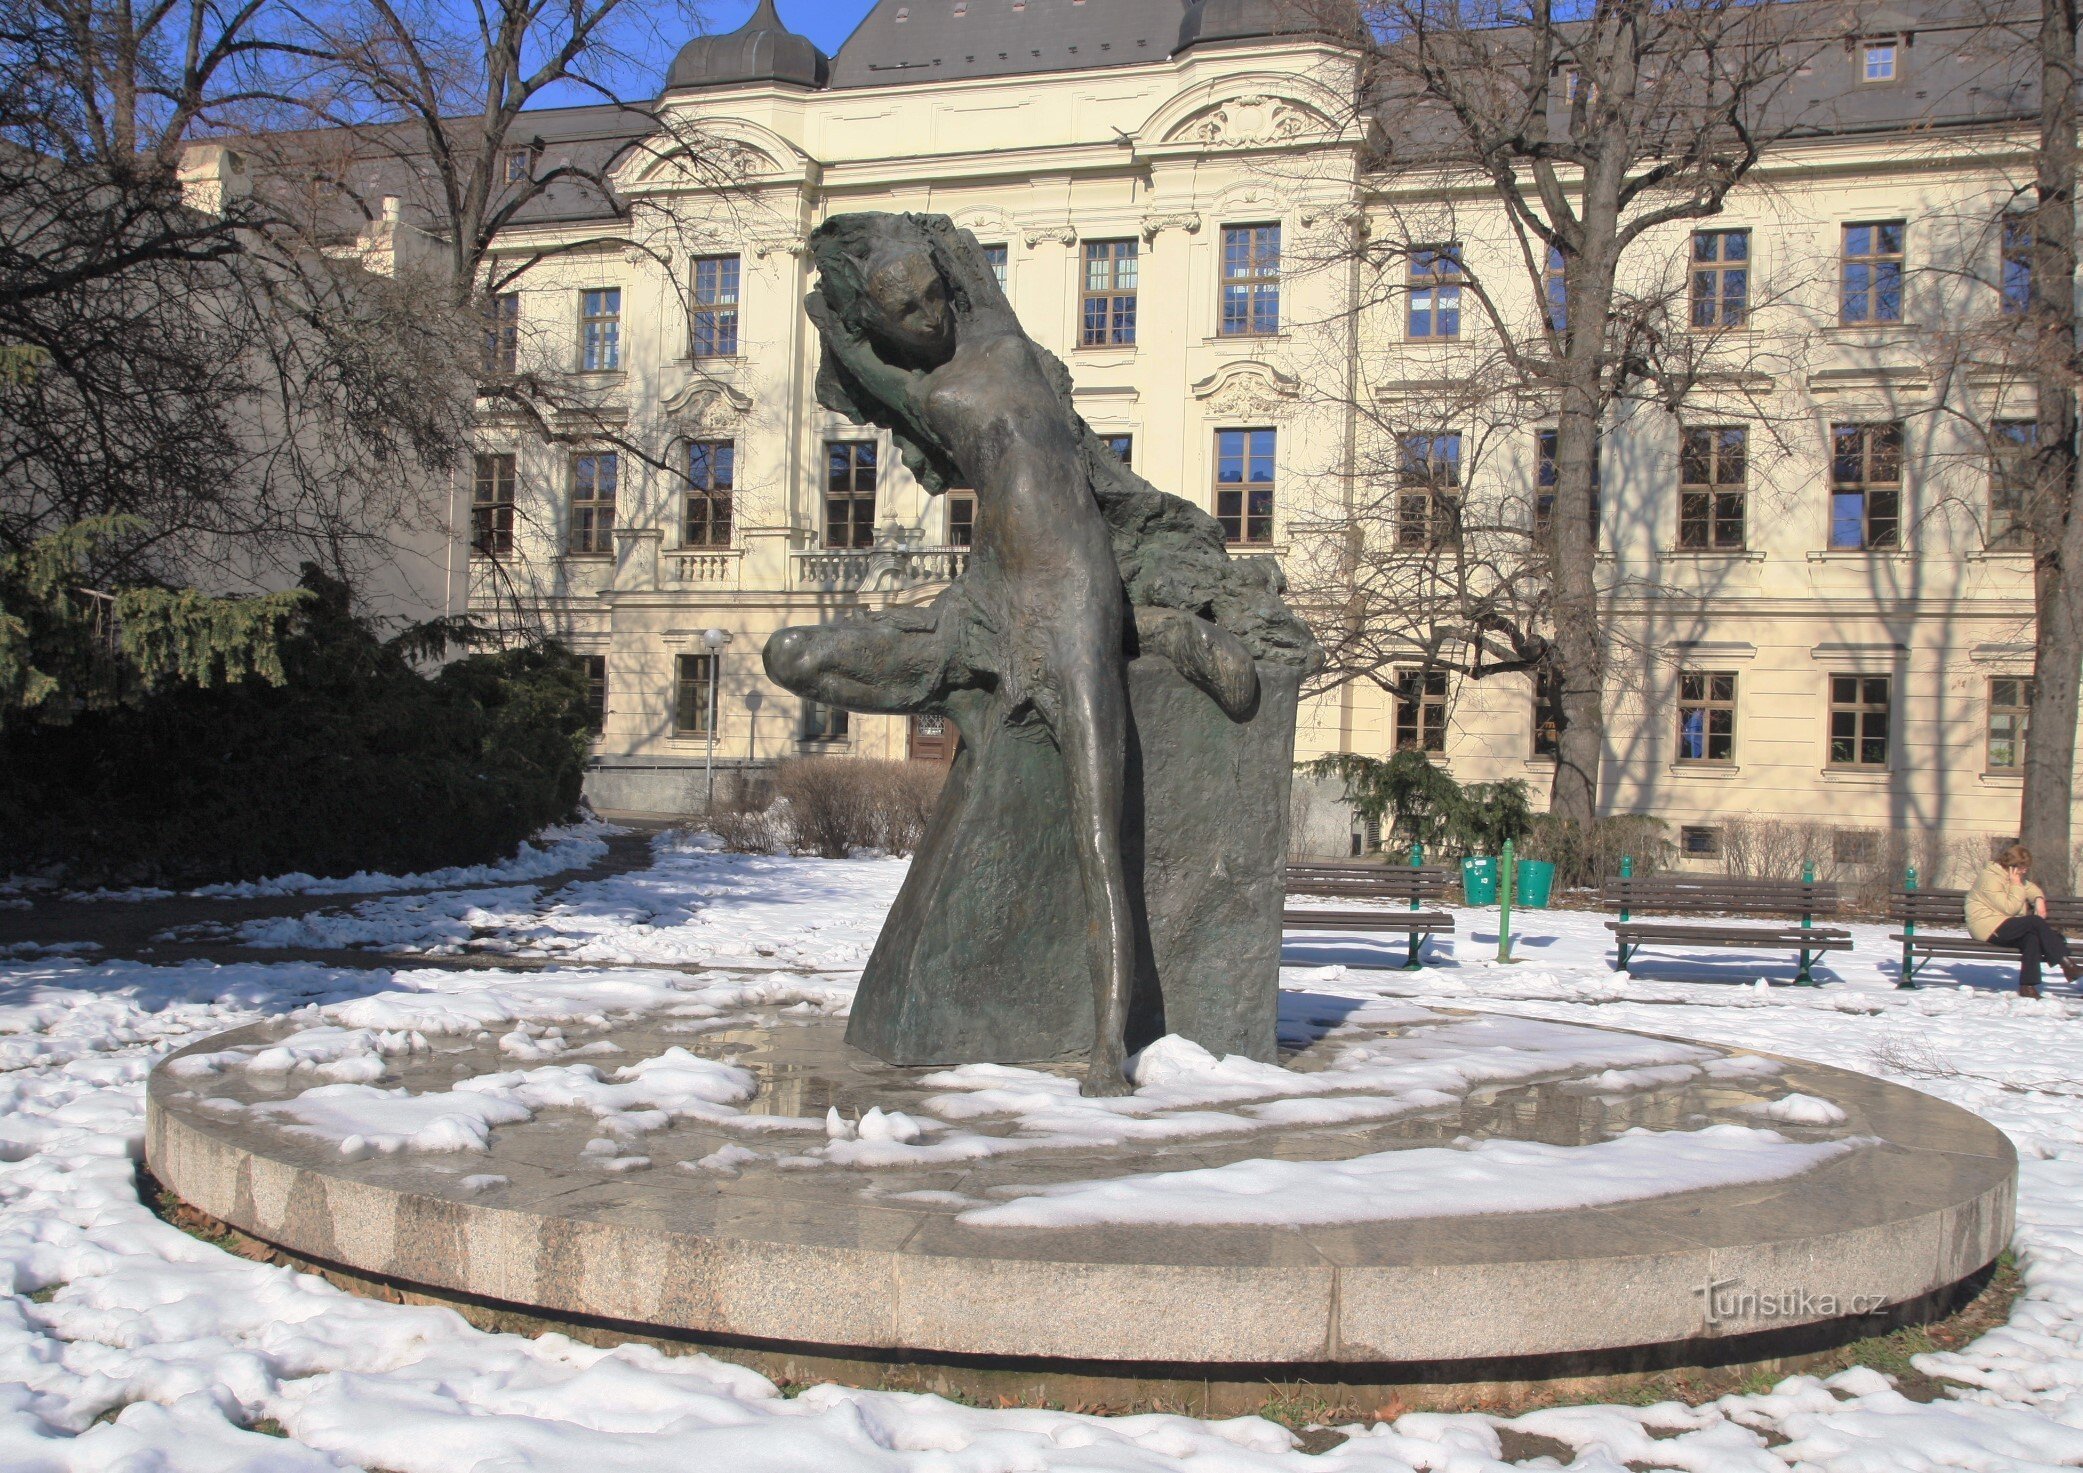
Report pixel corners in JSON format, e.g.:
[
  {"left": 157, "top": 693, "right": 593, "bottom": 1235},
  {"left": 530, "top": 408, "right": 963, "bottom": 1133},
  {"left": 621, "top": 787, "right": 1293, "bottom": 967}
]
[{"left": 707, "top": 0, "right": 878, "bottom": 55}]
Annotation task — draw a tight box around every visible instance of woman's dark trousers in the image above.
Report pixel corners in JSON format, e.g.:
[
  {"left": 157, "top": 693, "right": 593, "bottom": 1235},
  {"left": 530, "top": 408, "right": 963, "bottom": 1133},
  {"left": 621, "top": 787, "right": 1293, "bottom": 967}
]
[{"left": 1990, "top": 914, "right": 2070, "bottom": 990}]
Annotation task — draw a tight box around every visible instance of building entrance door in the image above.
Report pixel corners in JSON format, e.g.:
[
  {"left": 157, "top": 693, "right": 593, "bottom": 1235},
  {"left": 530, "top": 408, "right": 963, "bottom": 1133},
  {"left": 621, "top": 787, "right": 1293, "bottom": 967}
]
[{"left": 908, "top": 713, "right": 956, "bottom": 764}]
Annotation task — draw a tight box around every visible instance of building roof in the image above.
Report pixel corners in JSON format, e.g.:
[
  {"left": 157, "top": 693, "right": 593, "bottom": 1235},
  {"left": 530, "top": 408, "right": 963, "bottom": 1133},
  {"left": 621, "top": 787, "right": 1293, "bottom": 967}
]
[
  {"left": 664, "top": 0, "right": 832, "bottom": 94},
  {"left": 826, "top": 0, "right": 1187, "bottom": 90}
]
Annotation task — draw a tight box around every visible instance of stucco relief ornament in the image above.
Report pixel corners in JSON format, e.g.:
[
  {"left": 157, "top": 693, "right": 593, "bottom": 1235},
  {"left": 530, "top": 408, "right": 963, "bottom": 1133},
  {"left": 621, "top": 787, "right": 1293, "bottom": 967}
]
[
  {"left": 1179, "top": 95, "right": 1320, "bottom": 148},
  {"left": 1194, "top": 364, "right": 1302, "bottom": 419}
]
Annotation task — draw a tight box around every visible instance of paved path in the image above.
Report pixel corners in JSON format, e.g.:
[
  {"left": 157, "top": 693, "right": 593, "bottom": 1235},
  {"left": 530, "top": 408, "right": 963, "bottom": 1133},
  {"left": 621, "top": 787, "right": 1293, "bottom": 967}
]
[{"left": 0, "top": 824, "right": 675, "bottom": 969}]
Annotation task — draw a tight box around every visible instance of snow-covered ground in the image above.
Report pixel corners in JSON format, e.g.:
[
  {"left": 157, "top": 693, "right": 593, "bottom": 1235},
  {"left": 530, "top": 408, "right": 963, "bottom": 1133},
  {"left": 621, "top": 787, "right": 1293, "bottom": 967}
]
[{"left": 8, "top": 841, "right": 2083, "bottom": 1469}]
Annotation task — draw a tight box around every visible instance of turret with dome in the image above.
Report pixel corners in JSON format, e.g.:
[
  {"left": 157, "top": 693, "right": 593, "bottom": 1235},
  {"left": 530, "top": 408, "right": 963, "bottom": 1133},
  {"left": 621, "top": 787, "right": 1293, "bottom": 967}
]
[{"left": 663, "top": 0, "right": 830, "bottom": 94}]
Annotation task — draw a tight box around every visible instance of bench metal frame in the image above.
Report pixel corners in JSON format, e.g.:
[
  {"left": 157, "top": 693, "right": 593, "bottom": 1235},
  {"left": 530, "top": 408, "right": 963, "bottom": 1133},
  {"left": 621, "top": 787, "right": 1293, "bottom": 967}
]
[
  {"left": 1603, "top": 867, "right": 1849, "bottom": 986},
  {"left": 1889, "top": 873, "right": 2083, "bottom": 989},
  {"left": 1283, "top": 855, "right": 1458, "bottom": 970}
]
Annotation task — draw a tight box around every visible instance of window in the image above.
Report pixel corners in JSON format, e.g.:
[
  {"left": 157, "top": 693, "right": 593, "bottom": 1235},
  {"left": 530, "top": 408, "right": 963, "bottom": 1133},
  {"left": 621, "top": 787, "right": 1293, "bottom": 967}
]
[
  {"left": 691, "top": 255, "right": 740, "bottom": 358},
  {"left": 1103, "top": 434, "right": 1133, "bottom": 468},
  {"left": 1393, "top": 668, "right": 1449, "bottom": 753},
  {"left": 1989, "top": 676, "right": 2032, "bottom": 771},
  {"left": 471, "top": 453, "right": 515, "bottom": 557},
  {"left": 1220, "top": 224, "right": 1281, "bottom": 336},
  {"left": 802, "top": 699, "right": 849, "bottom": 742},
  {"left": 825, "top": 441, "right": 877, "bottom": 549},
  {"left": 580, "top": 287, "right": 621, "bottom": 371},
  {"left": 1397, "top": 432, "right": 1462, "bottom": 548},
  {"left": 2002, "top": 215, "right": 2033, "bottom": 316},
  {"left": 946, "top": 491, "right": 975, "bottom": 547},
  {"left": 1829, "top": 422, "right": 1903, "bottom": 550},
  {"left": 1690, "top": 229, "right": 1749, "bottom": 329},
  {"left": 502, "top": 147, "right": 532, "bottom": 183},
  {"left": 1081, "top": 240, "right": 1138, "bottom": 347},
  {"left": 674, "top": 653, "right": 715, "bottom": 735},
  {"left": 481, "top": 292, "right": 519, "bottom": 374},
  {"left": 1544, "top": 244, "right": 1567, "bottom": 333},
  {"left": 1676, "top": 671, "right": 1737, "bottom": 763},
  {"left": 1679, "top": 426, "right": 1748, "bottom": 550},
  {"left": 1407, "top": 245, "right": 1463, "bottom": 340},
  {"left": 1840, "top": 223, "right": 1904, "bottom": 325},
  {"left": 568, "top": 452, "right": 617, "bottom": 555},
  {"left": 1680, "top": 825, "right": 1722, "bottom": 858},
  {"left": 1834, "top": 830, "right": 1880, "bottom": 865},
  {"left": 1532, "top": 666, "right": 1561, "bottom": 757},
  {"left": 686, "top": 440, "right": 734, "bottom": 548},
  {"left": 1861, "top": 38, "right": 1897, "bottom": 82},
  {"left": 1534, "top": 429, "right": 1601, "bottom": 546},
  {"left": 1214, "top": 428, "right": 1276, "bottom": 545},
  {"left": 1990, "top": 419, "right": 2036, "bottom": 549},
  {"left": 1827, "top": 674, "right": 1890, "bottom": 768},
  {"left": 982, "top": 243, "right": 1008, "bottom": 291},
  {"left": 582, "top": 655, "right": 607, "bottom": 731}
]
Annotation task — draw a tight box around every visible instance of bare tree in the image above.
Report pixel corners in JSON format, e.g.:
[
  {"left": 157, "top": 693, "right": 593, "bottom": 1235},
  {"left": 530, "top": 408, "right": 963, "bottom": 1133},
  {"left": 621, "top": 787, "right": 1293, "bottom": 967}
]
[
  {"left": 2020, "top": 0, "right": 2083, "bottom": 888},
  {"left": 1292, "top": 0, "right": 1829, "bottom": 825}
]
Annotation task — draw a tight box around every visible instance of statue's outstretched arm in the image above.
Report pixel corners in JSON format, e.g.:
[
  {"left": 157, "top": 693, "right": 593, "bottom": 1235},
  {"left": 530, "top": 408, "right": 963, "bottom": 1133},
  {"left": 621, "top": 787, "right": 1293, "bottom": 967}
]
[{"left": 1130, "top": 606, "right": 1260, "bottom": 722}]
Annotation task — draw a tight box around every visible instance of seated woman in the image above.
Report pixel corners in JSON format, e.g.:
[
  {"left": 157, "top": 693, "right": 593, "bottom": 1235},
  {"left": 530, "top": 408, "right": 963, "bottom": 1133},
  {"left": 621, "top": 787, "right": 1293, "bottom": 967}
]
[{"left": 1967, "top": 844, "right": 2081, "bottom": 998}]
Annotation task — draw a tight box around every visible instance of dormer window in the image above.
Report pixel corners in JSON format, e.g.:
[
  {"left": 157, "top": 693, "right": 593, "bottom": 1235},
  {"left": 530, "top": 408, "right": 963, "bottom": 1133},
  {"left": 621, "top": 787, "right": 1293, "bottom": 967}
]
[
  {"left": 502, "top": 148, "right": 532, "bottom": 184},
  {"left": 1861, "top": 38, "right": 1898, "bottom": 82}
]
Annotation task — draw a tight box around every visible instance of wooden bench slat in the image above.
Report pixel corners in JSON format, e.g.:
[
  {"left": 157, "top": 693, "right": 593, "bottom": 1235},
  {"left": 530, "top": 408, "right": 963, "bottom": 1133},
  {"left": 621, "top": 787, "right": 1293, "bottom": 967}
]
[{"left": 1282, "top": 910, "right": 1454, "bottom": 933}]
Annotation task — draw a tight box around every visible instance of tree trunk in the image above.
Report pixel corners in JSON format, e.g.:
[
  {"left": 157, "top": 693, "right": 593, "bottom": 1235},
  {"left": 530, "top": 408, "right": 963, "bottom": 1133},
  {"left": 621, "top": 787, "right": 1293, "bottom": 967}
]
[{"left": 2023, "top": 0, "right": 2083, "bottom": 893}]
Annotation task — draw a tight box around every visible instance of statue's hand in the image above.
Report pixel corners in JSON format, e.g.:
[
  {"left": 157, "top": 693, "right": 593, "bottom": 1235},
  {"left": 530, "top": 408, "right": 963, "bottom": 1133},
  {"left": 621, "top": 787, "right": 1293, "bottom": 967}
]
[{"left": 807, "top": 291, "right": 931, "bottom": 430}]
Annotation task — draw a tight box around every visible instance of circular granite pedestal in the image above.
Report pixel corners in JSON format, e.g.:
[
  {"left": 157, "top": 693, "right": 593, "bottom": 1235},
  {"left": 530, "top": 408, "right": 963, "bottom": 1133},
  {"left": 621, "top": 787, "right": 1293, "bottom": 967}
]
[{"left": 146, "top": 1001, "right": 2015, "bottom": 1407}]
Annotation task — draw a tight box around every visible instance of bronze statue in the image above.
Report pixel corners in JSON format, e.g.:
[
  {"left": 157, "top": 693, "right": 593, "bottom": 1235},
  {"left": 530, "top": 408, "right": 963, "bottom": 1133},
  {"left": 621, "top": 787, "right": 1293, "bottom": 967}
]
[{"left": 765, "top": 213, "right": 1318, "bottom": 1095}]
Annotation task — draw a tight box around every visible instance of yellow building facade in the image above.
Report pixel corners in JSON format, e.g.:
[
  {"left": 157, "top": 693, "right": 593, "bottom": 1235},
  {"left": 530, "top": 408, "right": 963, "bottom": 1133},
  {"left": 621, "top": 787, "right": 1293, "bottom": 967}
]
[{"left": 469, "top": 0, "right": 2061, "bottom": 870}]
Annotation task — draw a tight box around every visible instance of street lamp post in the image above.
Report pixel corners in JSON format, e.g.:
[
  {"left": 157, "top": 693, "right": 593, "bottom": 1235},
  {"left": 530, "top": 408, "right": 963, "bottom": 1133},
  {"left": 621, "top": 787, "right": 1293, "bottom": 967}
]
[{"left": 701, "top": 627, "right": 732, "bottom": 811}]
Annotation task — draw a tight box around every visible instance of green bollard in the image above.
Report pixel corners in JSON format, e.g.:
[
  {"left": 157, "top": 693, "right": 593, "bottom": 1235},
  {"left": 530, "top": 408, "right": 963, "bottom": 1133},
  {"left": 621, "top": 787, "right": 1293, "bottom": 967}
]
[
  {"left": 1497, "top": 838, "right": 1517, "bottom": 964},
  {"left": 1406, "top": 843, "right": 1424, "bottom": 969},
  {"left": 1796, "top": 858, "right": 1819, "bottom": 986},
  {"left": 1898, "top": 864, "right": 1919, "bottom": 990}
]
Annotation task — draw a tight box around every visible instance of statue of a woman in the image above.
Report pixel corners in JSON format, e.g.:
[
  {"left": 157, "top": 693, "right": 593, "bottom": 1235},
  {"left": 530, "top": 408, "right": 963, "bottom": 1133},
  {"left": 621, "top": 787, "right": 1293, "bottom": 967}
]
[{"left": 766, "top": 214, "right": 1273, "bottom": 1096}]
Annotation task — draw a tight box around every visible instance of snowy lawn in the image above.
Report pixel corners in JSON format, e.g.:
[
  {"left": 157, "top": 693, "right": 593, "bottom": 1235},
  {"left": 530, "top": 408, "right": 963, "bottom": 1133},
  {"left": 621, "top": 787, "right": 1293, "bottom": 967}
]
[{"left": 5, "top": 841, "right": 2083, "bottom": 1469}]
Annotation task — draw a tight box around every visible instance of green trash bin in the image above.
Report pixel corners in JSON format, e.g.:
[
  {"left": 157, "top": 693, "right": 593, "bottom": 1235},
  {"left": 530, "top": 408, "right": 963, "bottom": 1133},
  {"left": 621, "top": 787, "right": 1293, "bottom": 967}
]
[
  {"left": 1517, "top": 858, "right": 1556, "bottom": 909},
  {"left": 1461, "top": 856, "right": 1498, "bottom": 906}
]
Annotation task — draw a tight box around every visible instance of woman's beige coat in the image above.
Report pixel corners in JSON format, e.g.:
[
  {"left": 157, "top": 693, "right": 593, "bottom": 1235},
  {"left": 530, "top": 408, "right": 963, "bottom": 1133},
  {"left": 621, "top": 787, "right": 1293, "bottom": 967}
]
[{"left": 1967, "top": 862, "right": 2045, "bottom": 942}]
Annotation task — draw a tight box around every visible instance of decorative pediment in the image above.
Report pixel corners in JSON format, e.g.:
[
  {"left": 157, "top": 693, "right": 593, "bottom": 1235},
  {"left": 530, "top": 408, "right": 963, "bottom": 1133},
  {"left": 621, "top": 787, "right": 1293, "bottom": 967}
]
[
  {"left": 951, "top": 207, "right": 1016, "bottom": 243},
  {"left": 1192, "top": 361, "right": 1301, "bottom": 418},
  {"left": 1163, "top": 93, "right": 1334, "bottom": 149},
  {"left": 661, "top": 378, "right": 753, "bottom": 425}
]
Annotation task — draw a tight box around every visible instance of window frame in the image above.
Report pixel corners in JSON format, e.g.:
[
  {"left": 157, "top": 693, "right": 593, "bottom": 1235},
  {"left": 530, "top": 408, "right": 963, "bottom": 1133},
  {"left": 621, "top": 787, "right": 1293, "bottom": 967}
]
[
  {"left": 1103, "top": 433, "right": 1133, "bottom": 469},
  {"left": 471, "top": 452, "right": 516, "bottom": 558},
  {"left": 1406, "top": 244, "right": 1464, "bottom": 341},
  {"left": 1218, "top": 223, "right": 1282, "bottom": 338},
  {"left": 481, "top": 292, "right": 519, "bottom": 375},
  {"left": 1675, "top": 670, "right": 1738, "bottom": 764},
  {"left": 685, "top": 440, "right": 735, "bottom": 549},
  {"left": 581, "top": 654, "right": 607, "bottom": 731},
  {"left": 1544, "top": 244, "right": 1567, "bottom": 334},
  {"left": 800, "top": 698, "right": 850, "bottom": 743},
  {"left": 1827, "top": 673, "right": 1892, "bottom": 769},
  {"left": 1859, "top": 37, "right": 1899, "bottom": 83},
  {"left": 1988, "top": 675, "right": 2033, "bottom": 772},
  {"left": 567, "top": 450, "right": 618, "bottom": 557},
  {"left": 579, "top": 286, "right": 622, "bottom": 372},
  {"left": 1213, "top": 427, "right": 1277, "bottom": 546},
  {"left": 690, "top": 254, "right": 741, "bottom": 359},
  {"left": 1678, "top": 425, "right": 1748, "bottom": 551},
  {"left": 1828, "top": 421, "right": 1904, "bottom": 551},
  {"left": 1689, "top": 228, "right": 1750, "bottom": 330},
  {"left": 2001, "top": 214, "right": 2034, "bottom": 317},
  {"left": 1534, "top": 428, "right": 1602, "bottom": 546},
  {"left": 1393, "top": 667, "right": 1450, "bottom": 754},
  {"left": 1840, "top": 222, "right": 1905, "bottom": 325},
  {"left": 674, "top": 653, "right": 715, "bottom": 736},
  {"left": 1989, "top": 418, "right": 2036, "bottom": 550},
  {"left": 1397, "top": 431, "right": 1463, "bottom": 549},
  {"left": 981, "top": 243, "right": 1009, "bottom": 293},
  {"left": 1532, "top": 666, "right": 1561, "bottom": 758},
  {"left": 824, "top": 440, "right": 878, "bottom": 550},
  {"left": 1079, "top": 239, "right": 1139, "bottom": 348},
  {"left": 946, "top": 489, "right": 975, "bottom": 547}
]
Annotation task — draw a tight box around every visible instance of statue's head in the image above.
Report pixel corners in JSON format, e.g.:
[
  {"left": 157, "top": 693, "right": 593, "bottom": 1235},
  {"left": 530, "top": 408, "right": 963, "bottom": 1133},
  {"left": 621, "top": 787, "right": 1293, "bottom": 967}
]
[{"left": 811, "top": 214, "right": 955, "bottom": 369}]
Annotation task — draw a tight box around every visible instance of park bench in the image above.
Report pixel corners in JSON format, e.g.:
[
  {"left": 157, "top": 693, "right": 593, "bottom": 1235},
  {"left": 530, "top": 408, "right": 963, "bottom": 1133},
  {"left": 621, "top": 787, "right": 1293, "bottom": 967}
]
[
  {"left": 1603, "top": 872, "right": 1850, "bottom": 985},
  {"left": 1282, "top": 859, "right": 1459, "bottom": 969},
  {"left": 1888, "top": 883, "right": 2083, "bottom": 988}
]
